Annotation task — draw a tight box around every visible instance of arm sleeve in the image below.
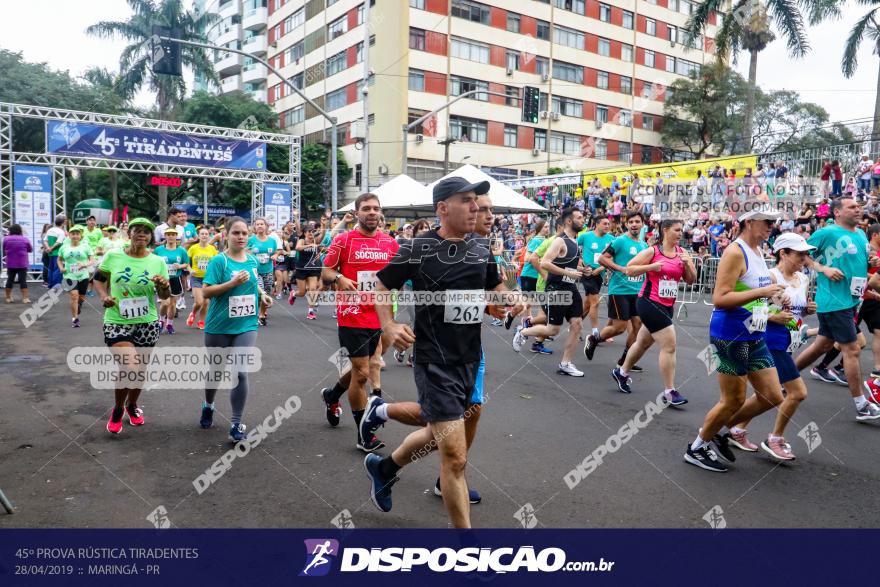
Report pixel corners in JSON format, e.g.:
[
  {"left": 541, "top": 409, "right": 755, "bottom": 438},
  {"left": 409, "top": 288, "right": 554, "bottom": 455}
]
[{"left": 203, "top": 255, "right": 224, "bottom": 286}]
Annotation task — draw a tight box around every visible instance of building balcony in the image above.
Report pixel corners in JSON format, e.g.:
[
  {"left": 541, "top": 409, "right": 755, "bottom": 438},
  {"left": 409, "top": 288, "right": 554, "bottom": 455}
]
[
  {"left": 216, "top": 0, "right": 239, "bottom": 20},
  {"left": 214, "top": 25, "right": 240, "bottom": 48},
  {"left": 246, "top": 88, "right": 267, "bottom": 103},
  {"left": 220, "top": 75, "right": 242, "bottom": 94},
  {"left": 215, "top": 53, "right": 242, "bottom": 75},
  {"left": 242, "top": 33, "right": 267, "bottom": 56},
  {"left": 242, "top": 63, "right": 267, "bottom": 84},
  {"left": 242, "top": 7, "right": 267, "bottom": 31}
]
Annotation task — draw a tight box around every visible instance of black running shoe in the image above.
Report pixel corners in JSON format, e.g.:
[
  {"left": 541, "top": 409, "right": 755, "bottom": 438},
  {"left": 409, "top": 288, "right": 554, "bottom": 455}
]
[
  {"left": 504, "top": 313, "right": 515, "bottom": 330},
  {"left": 583, "top": 334, "right": 598, "bottom": 361},
  {"left": 321, "top": 387, "right": 342, "bottom": 427},
  {"left": 683, "top": 444, "right": 727, "bottom": 472},
  {"left": 611, "top": 367, "right": 632, "bottom": 394},
  {"left": 712, "top": 433, "right": 737, "bottom": 463},
  {"left": 357, "top": 434, "right": 386, "bottom": 453}
]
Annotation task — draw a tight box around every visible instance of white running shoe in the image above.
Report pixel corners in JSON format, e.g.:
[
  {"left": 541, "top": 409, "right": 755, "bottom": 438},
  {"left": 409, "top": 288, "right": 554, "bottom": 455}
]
[
  {"left": 512, "top": 325, "right": 526, "bottom": 352},
  {"left": 558, "top": 362, "right": 584, "bottom": 377}
]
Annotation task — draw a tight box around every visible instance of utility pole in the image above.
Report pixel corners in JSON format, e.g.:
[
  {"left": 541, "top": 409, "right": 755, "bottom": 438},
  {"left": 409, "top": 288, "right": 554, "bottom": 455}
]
[{"left": 360, "top": 0, "right": 370, "bottom": 193}]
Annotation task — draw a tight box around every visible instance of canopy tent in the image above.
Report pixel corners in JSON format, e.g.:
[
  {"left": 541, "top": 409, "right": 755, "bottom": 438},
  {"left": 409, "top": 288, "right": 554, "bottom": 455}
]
[
  {"left": 425, "top": 165, "right": 548, "bottom": 214},
  {"left": 338, "top": 174, "right": 434, "bottom": 217}
]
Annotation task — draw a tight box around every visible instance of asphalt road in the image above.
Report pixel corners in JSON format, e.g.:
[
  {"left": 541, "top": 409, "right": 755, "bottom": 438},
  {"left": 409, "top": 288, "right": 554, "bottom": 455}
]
[{"left": 1, "top": 287, "right": 879, "bottom": 529}]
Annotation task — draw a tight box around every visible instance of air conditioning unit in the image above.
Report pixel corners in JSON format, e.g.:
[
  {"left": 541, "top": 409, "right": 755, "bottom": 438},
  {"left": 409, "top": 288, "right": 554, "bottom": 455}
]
[
  {"left": 531, "top": 148, "right": 540, "bottom": 156},
  {"left": 540, "top": 110, "right": 549, "bottom": 119},
  {"left": 350, "top": 120, "right": 366, "bottom": 139},
  {"left": 596, "top": 120, "right": 603, "bottom": 129},
  {"left": 670, "top": 40, "right": 677, "bottom": 48},
  {"left": 378, "top": 164, "right": 389, "bottom": 176},
  {"left": 541, "top": 73, "right": 550, "bottom": 82},
  {"left": 415, "top": 133, "right": 424, "bottom": 144},
  {"left": 506, "top": 67, "right": 513, "bottom": 76},
  {"left": 551, "top": 112, "right": 560, "bottom": 121}
]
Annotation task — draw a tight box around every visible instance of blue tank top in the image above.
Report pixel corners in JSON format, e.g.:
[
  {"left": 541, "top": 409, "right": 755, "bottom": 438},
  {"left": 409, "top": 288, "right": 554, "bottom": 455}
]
[{"left": 709, "top": 238, "right": 772, "bottom": 341}]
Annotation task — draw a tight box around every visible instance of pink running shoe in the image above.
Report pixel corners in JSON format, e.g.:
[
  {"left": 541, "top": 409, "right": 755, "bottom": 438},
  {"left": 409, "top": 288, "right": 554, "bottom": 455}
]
[
  {"left": 125, "top": 404, "right": 145, "bottom": 426},
  {"left": 728, "top": 429, "right": 758, "bottom": 452},
  {"left": 760, "top": 437, "right": 796, "bottom": 461},
  {"left": 106, "top": 408, "right": 124, "bottom": 434},
  {"left": 288, "top": 290, "right": 296, "bottom": 305}
]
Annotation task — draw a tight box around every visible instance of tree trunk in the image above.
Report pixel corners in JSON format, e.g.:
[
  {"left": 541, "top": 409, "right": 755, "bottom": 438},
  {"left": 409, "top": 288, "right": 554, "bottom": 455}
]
[
  {"left": 157, "top": 88, "right": 169, "bottom": 219},
  {"left": 874, "top": 56, "right": 880, "bottom": 141},
  {"left": 745, "top": 48, "right": 759, "bottom": 152}
]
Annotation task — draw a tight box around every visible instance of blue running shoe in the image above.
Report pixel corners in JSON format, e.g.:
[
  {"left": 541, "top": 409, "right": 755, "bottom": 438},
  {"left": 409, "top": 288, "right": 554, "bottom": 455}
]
[
  {"left": 434, "top": 478, "right": 482, "bottom": 504},
  {"left": 663, "top": 389, "right": 688, "bottom": 407},
  {"left": 529, "top": 341, "right": 553, "bottom": 354},
  {"left": 611, "top": 367, "right": 632, "bottom": 394},
  {"left": 364, "top": 454, "right": 396, "bottom": 512},
  {"left": 228, "top": 423, "right": 247, "bottom": 443},
  {"left": 359, "top": 395, "right": 386, "bottom": 449},
  {"left": 200, "top": 405, "right": 214, "bottom": 429}
]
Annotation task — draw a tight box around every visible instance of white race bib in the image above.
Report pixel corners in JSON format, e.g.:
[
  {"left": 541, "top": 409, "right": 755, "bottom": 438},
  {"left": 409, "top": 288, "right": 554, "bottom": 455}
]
[
  {"left": 444, "top": 290, "right": 486, "bottom": 324},
  {"left": 850, "top": 276, "right": 867, "bottom": 297},
  {"left": 277, "top": 254, "right": 285, "bottom": 263},
  {"left": 197, "top": 258, "right": 209, "bottom": 271},
  {"left": 787, "top": 325, "right": 806, "bottom": 354},
  {"left": 593, "top": 252, "right": 601, "bottom": 265},
  {"left": 256, "top": 253, "right": 269, "bottom": 264},
  {"left": 658, "top": 279, "right": 678, "bottom": 299},
  {"left": 627, "top": 274, "right": 644, "bottom": 282},
  {"left": 749, "top": 303, "right": 769, "bottom": 333},
  {"left": 229, "top": 294, "right": 256, "bottom": 318},
  {"left": 119, "top": 296, "right": 149, "bottom": 320},
  {"left": 358, "top": 270, "right": 379, "bottom": 292},
  {"left": 562, "top": 274, "right": 577, "bottom": 284}
]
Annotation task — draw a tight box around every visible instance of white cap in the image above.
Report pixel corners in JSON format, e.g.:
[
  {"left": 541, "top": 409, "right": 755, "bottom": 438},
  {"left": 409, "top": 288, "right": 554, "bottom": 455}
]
[
  {"left": 739, "top": 203, "right": 782, "bottom": 221},
  {"left": 773, "top": 232, "right": 816, "bottom": 253}
]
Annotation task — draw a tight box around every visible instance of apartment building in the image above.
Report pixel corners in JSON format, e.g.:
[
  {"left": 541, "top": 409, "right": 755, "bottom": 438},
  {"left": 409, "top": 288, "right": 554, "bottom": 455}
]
[
  {"left": 195, "top": 0, "right": 270, "bottom": 102},
  {"left": 264, "top": 0, "right": 722, "bottom": 202}
]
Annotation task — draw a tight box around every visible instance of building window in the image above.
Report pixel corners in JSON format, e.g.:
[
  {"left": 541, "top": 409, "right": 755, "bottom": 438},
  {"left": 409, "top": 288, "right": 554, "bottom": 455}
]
[
  {"left": 618, "top": 142, "right": 631, "bottom": 162},
  {"left": 554, "top": 25, "right": 584, "bottom": 49},
  {"left": 449, "top": 116, "right": 487, "bottom": 143},
  {"left": 596, "top": 105, "right": 608, "bottom": 123},
  {"left": 677, "top": 0, "right": 693, "bottom": 15},
  {"left": 410, "top": 0, "right": 425, "bottom": 8},
  {"left": 641, "top": 147, "right": 653, "bottom": 164},
  {"left": 451, "top": 37, "right": 490, "bottom": 63},
  {"left": 642, "top": 114, "right": 654, "bottom": 131},
  {"left": 357, "top": 4, "right": 365, "bottom": 25},
  {"left": 549, "top": 132, "right": 582, "bottom": 155},
  {"left": 536, "top": 20, "right": 550, "bottom": 41},
  {"left": 646, "top": 18, "right": 656, "bottom": 36},
  {"left": 283, "top": 105, "right": 304, "bottom": 126},
  {"left": 292, "top": 72, "right": 304, "bottom": 89},
  {"left": 644, "top": 49, "right": 655, "bottom": 68},
  {"left": 535, "top": 56, "right": 549, "bottom": 76},
  {"left": 534, "top": 129, "right": 546, "bottom": 151},
  {"left": 451, "top": 76, "right": 489, "bottom": 100},
  {"left": 507, "top": 13, "right": 520, "bottom": 33},
  {"left": 599, "top": 3, "right": 611, "bottom": 22},
  {"left": 355, "top": 41, "right": 364, "bottom": 63},
  {"left": 326, "top": 87, "right": 347, "bottom": 110},
  {"left": 451, "top": 0, "right": 490, "bottom": 24},
  {"left": 409, "top": 27, "right": 426, "bottom": 50},
  {"left": 552, "top": 95, "right": 583, "bottom": 118},
  {"left": 677, "top": 58, "right": 700, "bottom": 76},
  {"left": 597, "top": 71, "right": 608, "bottom": 89},
  {"left": 409, "top": 69, "right": 425, "bottom": 91},
  {"left": 598, "top": 38, "right": 610, "bottom": 57},
  {"left": 594, "top": 139, "right": 607, "bottom": 159},
  {"left": 506, "top": 51, "right": 519, "bottom": 71},
  {"left": 504, "top": 124, "right": 517, "bottom": 147},
  {"left": 328, "top": 15, "right": 347, "bottom": 39},
  {"left": 619, "top": 110, "right": 632, "bottom": 127},
  {"left": 553, "top": 61, "right": 583, "bottom": 84},
  {"left": 620, "top": 76, "right": 632, "bottom": 95},
  {"left": 666, "top": 56, "right": 676, "bottom": 73},
  {"left": 668, "top": 25, "right": 678, "bottom": 44},
  {"left": 326, "top": 51, "right": 346, "bottom": 76},
  {"left": 286, "top": 41, "right": 304, "bottom": 63},
  {"left": 623, "top": 10, "right": 634, "bottom": 29},
  {"left": 408, "top": 109, "right": 428, "bottom": 134},
  {"left": 505, "top": 86, "right": 519, "bottom": 106}
]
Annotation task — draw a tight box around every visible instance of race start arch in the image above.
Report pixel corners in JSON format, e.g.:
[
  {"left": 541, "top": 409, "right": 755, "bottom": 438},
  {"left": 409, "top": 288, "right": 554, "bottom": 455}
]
[{"left": 0, "top": 102, "right": 300, "bottom": 275}]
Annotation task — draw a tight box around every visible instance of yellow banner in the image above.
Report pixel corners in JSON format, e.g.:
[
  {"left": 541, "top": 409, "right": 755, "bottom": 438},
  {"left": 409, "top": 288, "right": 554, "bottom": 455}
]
[{"left": 584, "top": 154, "right": 758, "bottom": 187}]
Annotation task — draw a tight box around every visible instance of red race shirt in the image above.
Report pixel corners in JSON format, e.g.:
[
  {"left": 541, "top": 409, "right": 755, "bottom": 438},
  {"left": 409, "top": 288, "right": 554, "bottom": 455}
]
[
  {"left": 864, "top": 247, "right": 880, "bottom": 300},
  {"left": 323, "top": 228, "right": 399, "bottom": 328}
]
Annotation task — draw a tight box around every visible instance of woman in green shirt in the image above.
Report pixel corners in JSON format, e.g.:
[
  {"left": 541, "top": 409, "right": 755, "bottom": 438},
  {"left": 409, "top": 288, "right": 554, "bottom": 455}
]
[
  {"left": 200, "top": 217, "right": 273, "bottom": 442},
  {"left": 57, "top": 225, "right": 95, "bottom": 328},
  {"left": 94, "top": 218, "right": 170, "bottom": 435}
]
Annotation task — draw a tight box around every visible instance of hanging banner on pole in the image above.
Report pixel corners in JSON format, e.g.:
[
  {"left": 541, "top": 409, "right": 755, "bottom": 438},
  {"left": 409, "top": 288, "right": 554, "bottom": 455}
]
[
  {"left": 263, "top": 183, "right": 292, "bottom": 231},
  {"left": 13, "top": 165, "right": 53, "bottom": 269},
  {"left": 45, "top": 120, "right": 267, "bottom": 170}
]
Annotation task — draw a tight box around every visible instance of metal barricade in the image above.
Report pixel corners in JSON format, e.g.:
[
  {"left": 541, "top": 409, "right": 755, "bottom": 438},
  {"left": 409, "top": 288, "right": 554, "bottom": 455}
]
[{"left": 674, "top": 255, "right": 705, "bottom": 319}]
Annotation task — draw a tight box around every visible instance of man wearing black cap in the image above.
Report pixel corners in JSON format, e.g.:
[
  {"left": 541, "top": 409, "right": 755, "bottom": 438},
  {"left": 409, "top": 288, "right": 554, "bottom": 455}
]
[{"left": 363, "top": 177, "right": 523, "bottom": 528}]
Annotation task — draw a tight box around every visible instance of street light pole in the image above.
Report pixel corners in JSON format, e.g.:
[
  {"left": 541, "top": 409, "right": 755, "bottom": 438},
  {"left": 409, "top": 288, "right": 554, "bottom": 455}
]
[
  {"left": 360, "top": 0, "right": 370, "bottom": 193},
  {"left": 158, "top": 36, "right": 340, "bottom": 211}
]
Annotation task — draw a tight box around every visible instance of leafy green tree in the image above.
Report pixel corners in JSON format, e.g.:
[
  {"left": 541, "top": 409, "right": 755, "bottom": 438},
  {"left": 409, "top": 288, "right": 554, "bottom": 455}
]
[
  {"left": 302, "top": 144, "right": 351, "bottom": 214},
  {"left": 842, "top": 1, "right": 880, "bottom": 139}
]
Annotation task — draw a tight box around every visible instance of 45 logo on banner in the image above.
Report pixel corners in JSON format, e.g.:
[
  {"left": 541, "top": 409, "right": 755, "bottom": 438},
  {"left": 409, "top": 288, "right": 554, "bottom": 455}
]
[{"left": 92, "top": 129, "right": 120, "bottom": 156}]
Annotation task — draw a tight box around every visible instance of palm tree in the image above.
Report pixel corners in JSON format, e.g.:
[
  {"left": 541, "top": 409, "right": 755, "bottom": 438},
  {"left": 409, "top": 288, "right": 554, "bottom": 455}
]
[
  {"left": 842, "top": 3, "right": 880, "bottom": 140},
  {"left": 87, "top": 0, "right": 219, "bottom": 215},
  {"left": 686, "top": 0, "right": 822, "bottom": 151}
]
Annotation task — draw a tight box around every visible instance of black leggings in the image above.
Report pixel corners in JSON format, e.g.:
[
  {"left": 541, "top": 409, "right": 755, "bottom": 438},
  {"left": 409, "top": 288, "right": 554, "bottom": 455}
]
[{"left": 5, "top": 268, "right": 28, "bottom": 290}]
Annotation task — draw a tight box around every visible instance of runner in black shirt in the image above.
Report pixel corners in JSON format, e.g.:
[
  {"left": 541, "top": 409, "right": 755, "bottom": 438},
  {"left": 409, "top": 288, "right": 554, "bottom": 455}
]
[{"left": 363, "top": 177, "right": 524, "bottom": 528}]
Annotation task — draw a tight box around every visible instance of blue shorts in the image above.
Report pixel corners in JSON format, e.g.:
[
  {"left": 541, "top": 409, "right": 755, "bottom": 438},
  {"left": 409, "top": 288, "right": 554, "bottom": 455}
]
[
  {"left": 470, "top": 351, "right": 485, "bottom": 405},
  {"left": 769, "top": 349, "right": 799, "bottom": 385},
  {"left": 709, "top": 337, "right": 775, "bottom": 377}
]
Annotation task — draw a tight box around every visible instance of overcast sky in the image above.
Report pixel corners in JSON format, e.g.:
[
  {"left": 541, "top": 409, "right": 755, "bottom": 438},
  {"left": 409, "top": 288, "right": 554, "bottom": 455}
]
[{"left": 0, "top": 0, "right": 876, "bottom": 126}]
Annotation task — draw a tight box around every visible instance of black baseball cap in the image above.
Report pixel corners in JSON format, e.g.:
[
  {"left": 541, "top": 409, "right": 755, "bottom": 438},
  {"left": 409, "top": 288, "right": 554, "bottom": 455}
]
[{"left": 433, "top": 177, "right": 490, "bottom": 206}]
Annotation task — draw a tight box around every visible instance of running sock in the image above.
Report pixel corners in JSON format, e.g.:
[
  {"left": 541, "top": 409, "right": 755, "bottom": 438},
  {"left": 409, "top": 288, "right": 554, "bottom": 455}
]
[
  {"left": 110, "top": 406, "right": 124, "bottom": 423},
  {"left": 353, "top": 409, "right": 365, "bottom": 428},
  {"left": 818, "top": 348, "right": 840, "bottom": 369},
  {"left": 376, "top": 403, "right": 389, "bottom": 422},
  {"left": 731, "top": 426, "right": 747, "bottom": 435},
  {"left": 768, "top": 434, "right": 783, "bottom": 442},
  {"left": 371, "top": 388, "right": 382, "bottom": 398},
  {"left": 326, "top": 381, "right": 347, "bottom": 403},
  {"left": 378, "top": 455, "right": 402, "bottom": 479},
  {"left": 855, "top": 396, "right": 868, "bottom": 410},
  {"left": 619, "top": 346, "right": 629, "bottom": 362},
  {"left": 592, "top": 328, "right": 601, "bottom": 338},
  {"left": 202, "top": 401, "right": 215, "bottom": 410},
  {"left": 619, "top": 368, "right": 629, "bottom": 378},
  {"left": 691, "top": 436, "right": 708, "bottom": 451},
  {"left": 664, "top": 388, "right": 675, "bottom": 397}
]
